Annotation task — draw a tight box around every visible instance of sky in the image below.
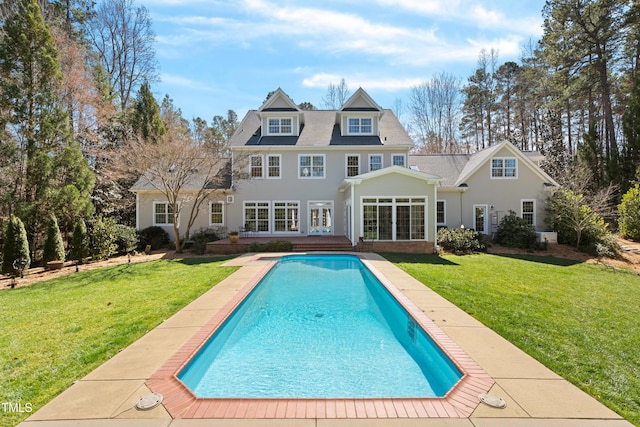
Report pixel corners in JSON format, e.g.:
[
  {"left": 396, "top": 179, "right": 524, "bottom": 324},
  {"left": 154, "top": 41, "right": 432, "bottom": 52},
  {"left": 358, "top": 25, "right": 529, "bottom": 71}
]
[{"left": 141, "top": 0, "right": 547, "bottom": 122}]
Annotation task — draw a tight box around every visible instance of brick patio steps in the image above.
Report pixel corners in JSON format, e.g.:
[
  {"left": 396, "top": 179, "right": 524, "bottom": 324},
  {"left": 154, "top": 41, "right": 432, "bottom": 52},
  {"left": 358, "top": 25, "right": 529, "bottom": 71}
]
[{"left": 292, "top": 240, "right": 354, "bottom": 252}]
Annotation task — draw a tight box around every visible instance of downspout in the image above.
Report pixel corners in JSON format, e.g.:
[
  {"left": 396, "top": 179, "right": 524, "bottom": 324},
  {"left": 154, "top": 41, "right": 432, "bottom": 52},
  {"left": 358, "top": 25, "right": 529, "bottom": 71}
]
[
  {"left": 135, "top": 192, "right": 140, "bottom": 230},
  {"left": 350, "top": 181, "right": 356, "bottom": 246}
]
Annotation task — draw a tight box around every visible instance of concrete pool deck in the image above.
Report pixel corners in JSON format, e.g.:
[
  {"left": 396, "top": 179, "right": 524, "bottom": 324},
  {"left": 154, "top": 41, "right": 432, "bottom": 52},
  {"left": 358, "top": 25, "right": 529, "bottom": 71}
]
[{"left": 19, "top": 253, "right": 633, "bottom": 427}]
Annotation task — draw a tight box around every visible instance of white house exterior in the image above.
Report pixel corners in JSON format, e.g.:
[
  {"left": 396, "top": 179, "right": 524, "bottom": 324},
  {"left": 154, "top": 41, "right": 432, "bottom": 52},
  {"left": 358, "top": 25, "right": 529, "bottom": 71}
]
[{"left": 131, "top": 88, "right": 559, "bottom": 253}]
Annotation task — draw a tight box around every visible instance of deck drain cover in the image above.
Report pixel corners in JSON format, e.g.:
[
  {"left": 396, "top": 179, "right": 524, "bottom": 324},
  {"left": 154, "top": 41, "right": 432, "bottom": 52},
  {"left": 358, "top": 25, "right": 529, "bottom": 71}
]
[
  {"left": 478, "top": 393, "right": 506, "bottom": 409},
  {"left": 135, "top": 393, "right": 163, "bottom": 410}
]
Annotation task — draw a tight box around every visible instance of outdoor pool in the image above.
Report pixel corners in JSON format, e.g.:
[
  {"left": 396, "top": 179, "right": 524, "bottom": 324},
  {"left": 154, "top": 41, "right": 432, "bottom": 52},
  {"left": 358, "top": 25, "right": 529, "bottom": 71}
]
[{"left": 178, "top": 254, "right": 462, "bottom": 398}]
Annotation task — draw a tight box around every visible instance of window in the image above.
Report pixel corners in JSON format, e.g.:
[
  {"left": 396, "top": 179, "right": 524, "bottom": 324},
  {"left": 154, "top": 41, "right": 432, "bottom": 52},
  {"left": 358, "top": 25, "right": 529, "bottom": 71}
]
[
  {"left": 436, "top": 200, "right": 446, "bottom": 225},
  {"left": 362, "top": 197, "right": 426, "bottom": 241},
  {"left": 244, "top": 201, "right": 270, "bottom": 233},
  {"left": 521, "top": 199, "right": 536, "bottom": 226},
  {"left": 369, "top": 154, "right": 383, "bottom": 171},
  {"left": 250, "top": 155, "right": 263, "bottom": 178},
  {"left": 154, "top": 202, "right": 176, "bottom": 225},
  {"left": 274, "top": 201, "right": 299, "bottom": 232},
  {"left": 392, "top": 154, "right": 406, "bottom": 167},
  {"left": 491, "top": 157, "right": 517, "bottom": 178},
  {"left": 267, "top": 117, "right": 292, "bottom": 134},
  {"left": 299, "top": 154, "right": 325, "bottom": 178},
  {"left": 209, "top": 202, "right": 224, "bottom": 226},
  {"left": 267, "top": 155, "right": 281, "bottom": 178},
  {"left": 346, "top": 154, "right": 360, "bottom": 177},
  {"left": 348, "top": 117, "right": 372, "bottom": 134}
]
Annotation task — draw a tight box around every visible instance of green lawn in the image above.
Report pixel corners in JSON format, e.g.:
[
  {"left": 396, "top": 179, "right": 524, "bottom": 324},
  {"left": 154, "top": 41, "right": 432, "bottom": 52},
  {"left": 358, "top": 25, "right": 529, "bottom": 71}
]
[
  {"left": 0, "top": 257, "right": 237, "bottom": 427},
  {"left": 383, "top": 252, "right": 640, "bottom": 426}
]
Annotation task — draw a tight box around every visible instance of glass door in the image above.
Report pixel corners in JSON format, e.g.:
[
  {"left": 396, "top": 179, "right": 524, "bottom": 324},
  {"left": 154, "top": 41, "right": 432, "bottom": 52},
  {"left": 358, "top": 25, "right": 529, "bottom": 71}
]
[
  {"left": 309, "top": 202, "right": 333, "bottom": 235},
  {"left": 473, "top": 205, "right": 488, "bottom": 234}
]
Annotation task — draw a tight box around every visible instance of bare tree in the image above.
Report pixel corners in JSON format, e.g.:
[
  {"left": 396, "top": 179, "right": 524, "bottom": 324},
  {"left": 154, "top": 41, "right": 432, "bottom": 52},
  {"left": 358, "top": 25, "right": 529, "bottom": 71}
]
[
  {"left": 87, "top": 0, "right": 157, "bottom": 111},
  {"left": 113, "top": 122, "right": 249, "bottom": 252},
  {"left": 321, "top": 78, "right": 350, "bottom": 109},
  {"left": 409, "top": 72, "right": 462, "bottom": 153}
]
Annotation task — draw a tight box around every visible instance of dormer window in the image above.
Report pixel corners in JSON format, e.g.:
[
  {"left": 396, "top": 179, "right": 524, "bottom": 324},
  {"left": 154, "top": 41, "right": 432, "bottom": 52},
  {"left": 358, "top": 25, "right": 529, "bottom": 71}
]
[
  {"left": 348, "top": 117, "right": 373, "bottom": 134},
  {"left": 268, "top": 117, "right": 293, "bottom": 135}
]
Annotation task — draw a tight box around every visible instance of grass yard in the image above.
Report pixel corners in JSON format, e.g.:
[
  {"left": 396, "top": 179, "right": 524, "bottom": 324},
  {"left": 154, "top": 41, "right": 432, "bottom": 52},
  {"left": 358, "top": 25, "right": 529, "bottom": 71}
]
[
  {"left": 0, "top": 257, "right": 237, "bottom": 427},
  {"left": 383, "top": 252, "right": 640, "bottom": 426}
]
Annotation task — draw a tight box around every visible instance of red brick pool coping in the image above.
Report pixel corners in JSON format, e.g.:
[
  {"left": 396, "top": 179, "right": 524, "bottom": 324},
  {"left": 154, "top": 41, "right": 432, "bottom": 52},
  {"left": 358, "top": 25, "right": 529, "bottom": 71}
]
[{"left": 146, "top": 255, "right": 495, "bottom": 419}]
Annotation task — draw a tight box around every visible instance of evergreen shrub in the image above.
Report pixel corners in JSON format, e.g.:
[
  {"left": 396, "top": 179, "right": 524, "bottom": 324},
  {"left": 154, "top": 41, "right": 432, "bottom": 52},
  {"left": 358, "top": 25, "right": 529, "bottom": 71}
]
[
  {"left": 137, "top": 226, "right": 169, "bottom": 250},
  {"left": 493, "top": 210, "right": 537, "bottom": 249},
  {"left": 437, "top": 227, "right": 486, "bottom": 254},
  {"left": 618, "top": 184, "right": 640, "bottom": 241},
  {"left": 42, "top": 216, "right": 65, "bottom": 263},
  {"left": 1, "top": 215, "right": 30, "bottom": 275}
]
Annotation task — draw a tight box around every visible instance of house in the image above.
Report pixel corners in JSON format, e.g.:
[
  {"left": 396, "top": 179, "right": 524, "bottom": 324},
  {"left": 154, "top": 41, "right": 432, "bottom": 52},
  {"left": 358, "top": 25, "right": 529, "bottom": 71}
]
[{"left": 131, "top": 88, "right": 558, "bottom": 252}]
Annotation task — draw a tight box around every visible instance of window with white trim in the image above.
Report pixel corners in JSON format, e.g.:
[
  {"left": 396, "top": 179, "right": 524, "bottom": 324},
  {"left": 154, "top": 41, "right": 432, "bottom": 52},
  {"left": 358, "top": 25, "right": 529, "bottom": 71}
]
[
  {"left": 436, "top": 200, "right": 446, "bottom": 225},
  {"left": 369, "top": 154, "right": 383, "bottom": 171},
  {"left": 243, "top": 201, "right": 270, "bottom": 233},
  {"left": 346, "top": 154, "right": 360, "bottom": 177},
  {"left": 392, "top": 154, "right": 406, "bottom": 167},
  {"left": 154, "top": 202, "right": 176, "bottom": 225},
  {"left": 362, "top": 197, "right": 426, "bottom": 241},
  {"left": 299, "top": 154, "right": 325, "bottom": 178},
  {"left": 274, "top": 201, "right": 299, "bottom": 232},
  {"left": 267, "top": 117, "right": 293, "bottom": 134},
  {"left": 521, "top": 199, "right": 536, "bottom": 226},
  {"left": 250, "top": 155, "right": 263, "bottom": 178},
  {"left": 267, "top": 154, "right": 281, "bottom": 178},
  {"left": 491, "top": 157, "right": 517, "bottom": 178},
  {"left": 348, "top": 117, "right": 372, "bottom": 134},
  {"left": 209, "top": 202, "right": 224, "bottom": 226}
]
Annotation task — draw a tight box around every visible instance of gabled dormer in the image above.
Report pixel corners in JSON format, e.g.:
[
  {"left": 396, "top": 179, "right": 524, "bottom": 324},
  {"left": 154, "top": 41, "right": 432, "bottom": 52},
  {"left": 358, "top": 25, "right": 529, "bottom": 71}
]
[
  {"left": 337, "top": 88, "right": 384, "bottom": 137},
  {"left": 258, "top": 88, "right": 303, "bottom": 137}
]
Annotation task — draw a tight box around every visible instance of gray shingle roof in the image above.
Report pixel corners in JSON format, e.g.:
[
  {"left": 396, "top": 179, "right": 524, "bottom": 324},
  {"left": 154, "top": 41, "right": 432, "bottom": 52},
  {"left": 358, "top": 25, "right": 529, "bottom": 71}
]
[
  {"left": 230, "top": 109, "right": 412, "bottom": 148},
  {"left": 408, "top": 154, "right": 470, "bottom": 187},
  {"left": 130, "top": 160, "right": 232, "bottom": 192}
]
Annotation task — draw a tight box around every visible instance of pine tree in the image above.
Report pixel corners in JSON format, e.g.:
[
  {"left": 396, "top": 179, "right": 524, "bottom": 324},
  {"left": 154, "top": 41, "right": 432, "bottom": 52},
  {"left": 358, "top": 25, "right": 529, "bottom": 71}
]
[
  {"left": 0, "top": 0, "right": 69, "bottom": 244},
  {"left": 43, "top": 216, "right": 65, "bottom": 263},
  {"left": 130, "top": 81, "right": 166, "bottom": 143},
  {"left": 1, "top": 215, "right": 31, "bottom": 275},
  {"left": 69, "top": 218, "right": 89, "bottom": 264}
]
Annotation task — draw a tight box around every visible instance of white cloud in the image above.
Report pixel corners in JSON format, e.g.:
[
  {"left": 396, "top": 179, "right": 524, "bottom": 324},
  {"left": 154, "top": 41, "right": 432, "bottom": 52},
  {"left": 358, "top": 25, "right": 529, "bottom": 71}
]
[
  {"left": 302, "top": 73, "right": 424, "bottom": 91},
  {"left": 160, "top": 74, "right": 218, "bottom": 92}
]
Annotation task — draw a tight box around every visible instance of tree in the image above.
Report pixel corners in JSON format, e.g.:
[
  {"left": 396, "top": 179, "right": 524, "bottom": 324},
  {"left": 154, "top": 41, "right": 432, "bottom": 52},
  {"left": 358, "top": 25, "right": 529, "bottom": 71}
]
[
  {"left": 408, "top": 72, "right": 462, "bottom": 153},
  {"left": 87, "top": 0, "right": 157, "bottom": 111},
  {"left": 113, "top": 119, "right": 245, "bottom": 252},
  {"left": 622, "top": 67, "right": 640, "bottom": 193},
  {"left": 42, "top": 216, "right": 65, "bottom": 263},
  {"left": 540, "top": 0, "right": 626, "bottom": 187},
  {"left": 545, "top": 185, "right": 616, "bottom": 251},
  {"left": 618, "top": 184, "right": 640, "bottom": 241},
  {"left": 0, "top": 0, "right": 82, "bottom": 252},
  {"left": 69, "top": 218, "right": 89, "bottom": 264},
  {"left": 1, "top": 215, "right": 30, "bottom": 275},
  {"left": 321, "top": 78, "right": 350, "bottom": 109},
  {"left": 297, "top": 102, "right": 315, "bottom": 110},
  {"left": 130, "top": 81, "right": 166, "bottom": 143}
]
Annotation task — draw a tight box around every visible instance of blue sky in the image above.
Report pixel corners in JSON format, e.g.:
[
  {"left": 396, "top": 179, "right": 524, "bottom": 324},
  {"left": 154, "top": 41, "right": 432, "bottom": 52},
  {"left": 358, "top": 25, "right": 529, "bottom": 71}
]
[{"left": 142, "top": 0, "right": 546, "bottom": 122}]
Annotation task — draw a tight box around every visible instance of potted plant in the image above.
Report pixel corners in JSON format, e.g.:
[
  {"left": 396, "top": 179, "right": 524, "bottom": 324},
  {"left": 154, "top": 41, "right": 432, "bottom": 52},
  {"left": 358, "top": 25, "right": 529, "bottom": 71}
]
[{"left": 228, "top": 230, "right": 239, "bottom": 243}]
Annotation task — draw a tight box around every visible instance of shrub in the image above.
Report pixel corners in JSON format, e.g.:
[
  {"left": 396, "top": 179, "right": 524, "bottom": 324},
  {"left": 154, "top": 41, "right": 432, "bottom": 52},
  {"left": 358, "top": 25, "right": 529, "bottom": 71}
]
[
  {"left": 190, "top": 228, "right": 224, "bottom": 255},
  {"left": 1, "top": 215, "right": 30, "bottom": 275},
  {"left": 493, "top": 210, "right": 537, "bottom": 249},
  {"left": 116, "top": 224, "right": 138, "bottom": 254},
  {"left": 546, "top": 187, "right": 616, "bottom": 255},
  {"left": 69, "top": 219, "right": 89, "bottom": 264},
  {"left": 248, "top": 240, "right": 293, "bottom": 252},
  {"left": 618, "top": 184, "right": 640, "bottom": 241},
  {"left": 437, "top": 227, "right": 486, "bottom": 254},
  {"left": 42, "top": 216, "right": 65, "bottom": 263},
  {"left": 88, "top": 216, "right": 119, "bottom": 260},
  {"left": 137, "top": 226, "right": 169, "bottom": 251}
]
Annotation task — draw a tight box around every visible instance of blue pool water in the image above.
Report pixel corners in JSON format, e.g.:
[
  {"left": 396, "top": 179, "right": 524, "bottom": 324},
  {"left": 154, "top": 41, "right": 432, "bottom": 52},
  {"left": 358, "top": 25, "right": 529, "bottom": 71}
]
[{"left": 179, "top": 255, "right": 462, "bottom": 398}]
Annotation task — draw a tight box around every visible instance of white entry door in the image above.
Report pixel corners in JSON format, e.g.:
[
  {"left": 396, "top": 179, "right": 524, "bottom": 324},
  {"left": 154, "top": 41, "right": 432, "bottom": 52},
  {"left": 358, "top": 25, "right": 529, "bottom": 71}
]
[
  {"left": 309, "top": 201, "right": 333, "bottom": 235},
  {"left": 473, "top": 204, "right": 489, "bottom": 234}
]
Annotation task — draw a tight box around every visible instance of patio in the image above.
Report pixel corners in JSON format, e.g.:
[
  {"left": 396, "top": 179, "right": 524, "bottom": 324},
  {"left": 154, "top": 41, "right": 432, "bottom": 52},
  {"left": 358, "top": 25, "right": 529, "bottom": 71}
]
[{"left": 18, "top": 252, "right": 632, "bottom": 427}]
